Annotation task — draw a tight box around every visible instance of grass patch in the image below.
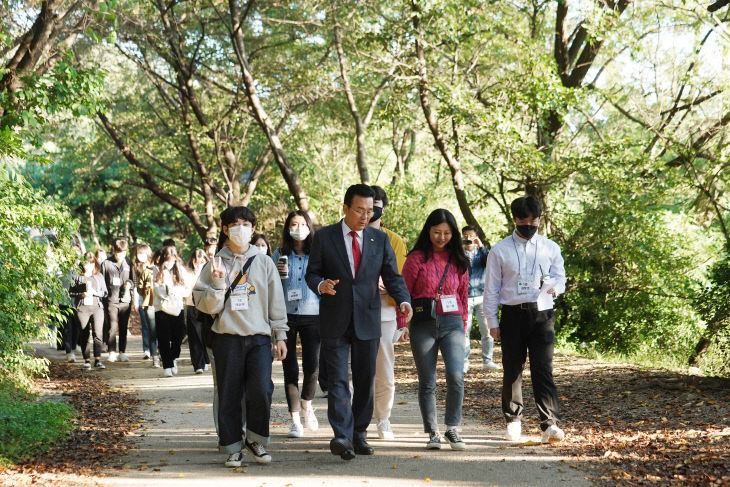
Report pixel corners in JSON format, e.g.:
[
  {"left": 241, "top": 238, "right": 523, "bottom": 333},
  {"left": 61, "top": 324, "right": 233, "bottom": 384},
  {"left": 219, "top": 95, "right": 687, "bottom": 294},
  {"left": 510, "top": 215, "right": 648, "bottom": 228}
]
[{"left": 0, "top": 380, "right": 75, "bottom": 466}]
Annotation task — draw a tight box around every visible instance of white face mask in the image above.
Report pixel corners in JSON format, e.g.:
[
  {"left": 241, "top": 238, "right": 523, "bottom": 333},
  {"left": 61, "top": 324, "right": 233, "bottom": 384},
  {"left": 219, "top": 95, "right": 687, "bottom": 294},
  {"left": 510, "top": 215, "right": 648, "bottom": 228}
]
[
  {"left": 163, "top": 259, "right": 175, "bottom": 270},
  {"left": 137, "top": 254, "right": 148, "bottom": 263},
  {"left": 255, "top": 245, "right": 268, "bottom": 255},
  {"left": 228, "top": 224, "right": 252, "bottom": 247},
  {"left": 289, "top": 227, "right": 310, "bottom": 241}
]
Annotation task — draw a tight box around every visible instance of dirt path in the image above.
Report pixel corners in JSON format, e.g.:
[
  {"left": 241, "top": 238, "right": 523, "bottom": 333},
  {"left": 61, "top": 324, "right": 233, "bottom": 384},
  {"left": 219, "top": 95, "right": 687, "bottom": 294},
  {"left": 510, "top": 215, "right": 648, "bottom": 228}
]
[{"left": 48, "top": 335, "right": 588, "bottom": 487}]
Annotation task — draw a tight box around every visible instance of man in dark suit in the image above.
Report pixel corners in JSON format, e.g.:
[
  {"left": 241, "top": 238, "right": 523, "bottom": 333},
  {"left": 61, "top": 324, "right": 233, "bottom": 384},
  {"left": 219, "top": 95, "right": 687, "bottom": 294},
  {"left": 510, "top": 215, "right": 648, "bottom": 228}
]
[{"left": 306, "top": 184, "right": 413, "bottom": 460}]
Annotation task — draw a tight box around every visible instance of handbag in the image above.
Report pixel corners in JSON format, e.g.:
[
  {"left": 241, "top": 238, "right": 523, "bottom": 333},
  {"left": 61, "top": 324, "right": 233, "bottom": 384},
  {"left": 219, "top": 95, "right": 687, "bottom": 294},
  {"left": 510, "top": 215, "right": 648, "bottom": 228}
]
[
  {"left": 160, "top": 291, "right": 184, "bottom": 316},
  {"left": 412, "top": 257, "right": 451, "bottom": 322},
  {"left": 200, "top": 256, "right": 255, "bottom": 347}
]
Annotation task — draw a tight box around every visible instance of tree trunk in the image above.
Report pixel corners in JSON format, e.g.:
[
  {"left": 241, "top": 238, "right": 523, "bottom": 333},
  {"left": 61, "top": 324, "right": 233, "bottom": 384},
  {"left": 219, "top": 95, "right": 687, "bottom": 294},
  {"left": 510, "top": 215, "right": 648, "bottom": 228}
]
[
  {"left": 89, "top": 206, "right": 100, "bottom": 248},
  {"left": 412, "top": 8, "right": 489, "bottom": 247},
  {"left": 228, "top": 0, "right": 319, "bottom": 226}
]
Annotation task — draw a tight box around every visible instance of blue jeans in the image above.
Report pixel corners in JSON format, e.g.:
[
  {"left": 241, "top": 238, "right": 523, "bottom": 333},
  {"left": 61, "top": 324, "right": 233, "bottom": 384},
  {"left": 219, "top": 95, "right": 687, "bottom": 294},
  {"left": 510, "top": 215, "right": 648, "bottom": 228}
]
[
  {"left": 465, "top": 296, "right": 494, "bottom": 364},
  {"left": 410, "top": 314, "right": 464, "bottom": 433},
  {"left": 138, "top": 295, "right": 157, "bottom": 356}
]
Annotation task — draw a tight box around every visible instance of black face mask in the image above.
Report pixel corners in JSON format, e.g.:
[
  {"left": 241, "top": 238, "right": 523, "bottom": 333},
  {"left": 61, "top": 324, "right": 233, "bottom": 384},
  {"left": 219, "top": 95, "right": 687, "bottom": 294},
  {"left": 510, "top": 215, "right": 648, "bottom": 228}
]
[
  {"left": 516, "top": 224, "right": 538, "bottom": 240},
  {"left": 369, "top": 206, "right": 383, "bottom": 223}
]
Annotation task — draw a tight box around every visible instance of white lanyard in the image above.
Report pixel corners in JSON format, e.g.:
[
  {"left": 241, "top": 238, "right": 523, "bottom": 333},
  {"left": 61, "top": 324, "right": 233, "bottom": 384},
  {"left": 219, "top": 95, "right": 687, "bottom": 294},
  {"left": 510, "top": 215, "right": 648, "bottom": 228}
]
[{"left": 512, "top": 236, "right": 538, "bottom": 277}]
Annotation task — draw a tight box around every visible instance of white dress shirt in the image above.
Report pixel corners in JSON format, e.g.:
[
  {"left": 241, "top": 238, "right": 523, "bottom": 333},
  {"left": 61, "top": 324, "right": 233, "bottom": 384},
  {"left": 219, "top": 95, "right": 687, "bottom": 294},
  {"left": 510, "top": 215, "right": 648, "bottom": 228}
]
[
  {"left": 341, "top": 219, "right": 363, "bottom": 278},
  {"left": 482, "top": 230, "right": 566, "bottom": 329}
]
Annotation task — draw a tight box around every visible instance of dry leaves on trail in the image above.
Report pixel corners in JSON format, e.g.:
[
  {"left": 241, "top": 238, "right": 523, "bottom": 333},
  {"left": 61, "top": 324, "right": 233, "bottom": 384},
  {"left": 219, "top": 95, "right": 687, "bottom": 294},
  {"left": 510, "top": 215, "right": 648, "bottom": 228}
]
[
  {"left": 393, "top": 342, "right": 730, "bottom": 487},
  {"left": 0, "top": 361, "right": 141, "bottom": 487}
]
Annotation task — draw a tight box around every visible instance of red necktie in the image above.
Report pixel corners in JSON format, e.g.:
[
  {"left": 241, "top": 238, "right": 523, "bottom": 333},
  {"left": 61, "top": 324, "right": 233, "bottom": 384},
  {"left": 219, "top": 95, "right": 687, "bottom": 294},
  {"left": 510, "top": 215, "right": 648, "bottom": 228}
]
[{"left": 349, "top": 231, "right": 361, "bottom": 276}]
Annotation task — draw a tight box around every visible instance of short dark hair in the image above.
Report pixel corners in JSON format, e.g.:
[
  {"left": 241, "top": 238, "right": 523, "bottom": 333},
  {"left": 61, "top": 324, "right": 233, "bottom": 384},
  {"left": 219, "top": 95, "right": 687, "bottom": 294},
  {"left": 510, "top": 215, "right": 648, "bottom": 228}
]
[
  {"left": 462, "top": 225, "right": 477, "bottom": 235},
  {"left": 217, "top": 206, "right": 257, "bottom": 252},
  {"left": 511, "top": 196, "right": 542, "bottom": 219},
  {"left": 371, "top": 185, "right": 388, "bottom": 207},
  {"left": 343, "top": 184, "right": 375, "bottom": 206},
  {"left": 161, "top": 238, "right": 176, "bottom": 248},
  {"left": 112, "top": 238, "right": 128, "bottom": 253}
]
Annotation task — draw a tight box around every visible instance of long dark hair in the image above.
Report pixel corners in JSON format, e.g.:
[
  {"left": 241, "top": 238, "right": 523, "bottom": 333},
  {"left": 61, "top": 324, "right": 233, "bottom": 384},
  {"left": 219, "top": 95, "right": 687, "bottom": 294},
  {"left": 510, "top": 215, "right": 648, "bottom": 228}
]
[
  {"left": 409, "top": 209, "right": 469, "bottom": 272},
  {"left": 251, "top": 233, "right": 272, "bottom": 257},
  {"left": 187, "top": 248, "right": 209, "bottom": 272},
  {"left": 154, "top": 246, "right": 186, "bottom": 286},
  {"left": 80, "top": 251, "right": 101, "bottom": 275},
  {"left": 216, "top": 206, "right": 257, "bottom": 252},
  {"left": 279, "top": 210, "right": 314, "bottom": 256}
]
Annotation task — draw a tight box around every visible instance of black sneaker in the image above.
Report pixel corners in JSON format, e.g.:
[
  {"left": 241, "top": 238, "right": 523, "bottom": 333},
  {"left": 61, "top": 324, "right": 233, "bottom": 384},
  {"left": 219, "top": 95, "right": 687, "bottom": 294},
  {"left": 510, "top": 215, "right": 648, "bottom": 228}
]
[
  {"left": 94, "top": 360, "right": 106, "bottom": 369},
  {"left": 245, "top": 440, "right": 271, "bottom": 464},
  {"left": 224, "top": 451, "right": 242, "bottom": 467},
  {"left": 444, "top": 428, "right": 466, "bottom": 450},
  {"left": 426, "top": 432, "right": 442, "bottom": 450}
]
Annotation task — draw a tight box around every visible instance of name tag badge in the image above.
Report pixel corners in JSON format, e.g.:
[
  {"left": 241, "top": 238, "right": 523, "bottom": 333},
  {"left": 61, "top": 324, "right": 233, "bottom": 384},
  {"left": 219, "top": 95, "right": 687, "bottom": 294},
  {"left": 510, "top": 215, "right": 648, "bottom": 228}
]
[
  {"left": 83, "top": 296, "right": 94, "bottom": 306},
  {"left": 517, "top": 274, "right": 536, "bottom": 296},
  {"left": 112, "top": 277, "right": 121, "bottom": 286},
  {"left": 231, "top": 284, "right": 249, "bottom": 311},
  {"left": 287, "top": 288, "right": 302, "bottom": 301},
  {"left": 440, "top": 294, "right": 459, "bottom": 312}
]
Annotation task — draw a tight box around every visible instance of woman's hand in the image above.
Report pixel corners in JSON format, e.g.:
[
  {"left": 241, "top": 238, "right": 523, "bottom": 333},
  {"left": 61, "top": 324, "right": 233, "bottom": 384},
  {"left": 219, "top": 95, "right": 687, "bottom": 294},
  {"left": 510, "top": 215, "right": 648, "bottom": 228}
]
[{"left": 273, "top": 340, "right": 287, "bottom": 361}]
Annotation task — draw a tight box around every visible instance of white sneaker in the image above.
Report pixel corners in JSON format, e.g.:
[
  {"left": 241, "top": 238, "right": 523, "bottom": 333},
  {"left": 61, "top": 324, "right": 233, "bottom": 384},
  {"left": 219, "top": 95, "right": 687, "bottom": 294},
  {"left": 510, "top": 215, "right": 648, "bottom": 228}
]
[
  {"left": 541, "top": 424, "right": 565, "bottom": 444},
  {"left": 483, "top": 361, "right": 500, "bottom": 371},
  {"left": 204, "top": 363, "right": 210, "bottom": 371},
  {"left": 164, "top": 368, "right": 174, "bottom": 377},
  {"left": 195, "top": 369, "right": 204, "bottom": 374},
  {"left": 225, "top": 451, "right": 243, "bottom": 467},
  {"left": 172, "top": 359, "right": 178, "bottom": 375},
  {"left": 119, "top": 352, "right": 130, "bottom": 362},
  {"left": 376, "top": 419, "right": 394, "bottom": 440},
  {"left": 83, "top": 362, "right": 91, "bottom": 370},
  {"left": 152, "top": 356, "right": 161, "bottom": 368},
  {"left": 463, "top": 360, "right": 469, "bottom": 374},
  {"left": 505, "top": 421, "right": 522, "bottom": 442},
  {"left": 288, "top": 422, "right": 303, "bottom": 438},
  {"left": 143, "top": 352, "right": 151, "bottom": 360},
  {"left": 303, "top": 407, "right": 318, "bottom": 432},
  {"left": 108, "top": 351, "right": 118, "bottom": 363},
  {"left": 66, "top": 352, "right": 76, "bottom": 363}
]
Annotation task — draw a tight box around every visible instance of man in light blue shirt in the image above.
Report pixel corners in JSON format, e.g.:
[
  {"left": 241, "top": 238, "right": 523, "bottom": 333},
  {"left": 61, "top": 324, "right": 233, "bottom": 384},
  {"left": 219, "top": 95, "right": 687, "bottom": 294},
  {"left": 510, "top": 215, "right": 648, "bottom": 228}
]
[{"left": 462, "top": 226, "right": 499, "bottom": 373}]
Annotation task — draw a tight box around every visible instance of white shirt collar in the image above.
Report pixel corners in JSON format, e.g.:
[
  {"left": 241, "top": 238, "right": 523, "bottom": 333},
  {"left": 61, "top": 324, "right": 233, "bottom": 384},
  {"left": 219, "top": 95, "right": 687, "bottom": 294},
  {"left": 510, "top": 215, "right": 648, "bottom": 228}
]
[{"left": 341, "top": 219, "right": 363, "bottom": 239}]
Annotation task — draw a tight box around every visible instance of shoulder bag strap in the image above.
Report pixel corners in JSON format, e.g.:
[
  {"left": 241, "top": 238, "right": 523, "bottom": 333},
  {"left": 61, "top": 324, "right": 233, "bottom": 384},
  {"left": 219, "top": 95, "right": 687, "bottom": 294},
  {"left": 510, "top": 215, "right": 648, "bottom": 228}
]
[{"left": 223, "top": 255, "right": 256, "bottom": 304}]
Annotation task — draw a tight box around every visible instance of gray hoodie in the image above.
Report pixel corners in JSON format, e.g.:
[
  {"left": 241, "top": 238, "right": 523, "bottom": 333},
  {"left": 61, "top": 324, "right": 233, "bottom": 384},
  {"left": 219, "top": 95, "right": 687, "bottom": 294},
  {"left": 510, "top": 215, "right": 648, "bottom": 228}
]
[{"left": 193, "top": 245, "right": 288, "bottom": 340}]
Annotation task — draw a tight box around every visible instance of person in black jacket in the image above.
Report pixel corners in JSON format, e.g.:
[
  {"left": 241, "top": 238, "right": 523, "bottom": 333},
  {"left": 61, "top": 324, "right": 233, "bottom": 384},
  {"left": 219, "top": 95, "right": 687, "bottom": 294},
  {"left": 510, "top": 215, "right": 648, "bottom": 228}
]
[
  {"left": 101, "top": 239, "right": 134, "bottom": 363},
  {"left": 70, "top": 252, "right": 108, "bottom": 369}
]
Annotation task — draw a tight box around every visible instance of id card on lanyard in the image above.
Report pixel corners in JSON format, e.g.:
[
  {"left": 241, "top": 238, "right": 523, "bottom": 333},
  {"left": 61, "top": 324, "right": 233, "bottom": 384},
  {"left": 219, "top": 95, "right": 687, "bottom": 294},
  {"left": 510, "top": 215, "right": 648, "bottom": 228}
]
[
  {"left": 230, "top": 284, "right": 249, "bottom": 310},
  {"left": 434, "top": 258, "right": 458, "bottom": 313},
  {"left": 513, "top": 236, "right": 538, "bottom": 296}
]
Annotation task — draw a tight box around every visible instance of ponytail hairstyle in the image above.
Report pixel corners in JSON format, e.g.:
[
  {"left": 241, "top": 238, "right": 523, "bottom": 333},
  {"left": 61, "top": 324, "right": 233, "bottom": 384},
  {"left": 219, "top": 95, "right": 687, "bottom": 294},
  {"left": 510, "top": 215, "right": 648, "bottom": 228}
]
[
  {"left": 409, "top": 208, "right": 469, "bottom": 272},
  {"left": 154, "top": 246, "right": 186, "bottom": 286},
  {"left": 216, "top": 206, "right": 257, "bottom": 252}
]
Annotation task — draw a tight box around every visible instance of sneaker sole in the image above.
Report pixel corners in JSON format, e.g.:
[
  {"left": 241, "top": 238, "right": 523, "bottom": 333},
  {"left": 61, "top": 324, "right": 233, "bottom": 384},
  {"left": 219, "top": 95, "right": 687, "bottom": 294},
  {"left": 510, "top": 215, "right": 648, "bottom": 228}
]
[
  {"left": 224, "top": 460, "right": 242, "bottom": 467},
  {"left": 448, "top": 442, "right": 466, "bottom": 451},
  {"left": 287, "top": 432, "right": 302, "bottom": 438},
  {"left": 251, "top": 455, "right": 271, "bottom": 464},
  {"left": 426, "top": 443, "right": 441, "bottom": 450}
]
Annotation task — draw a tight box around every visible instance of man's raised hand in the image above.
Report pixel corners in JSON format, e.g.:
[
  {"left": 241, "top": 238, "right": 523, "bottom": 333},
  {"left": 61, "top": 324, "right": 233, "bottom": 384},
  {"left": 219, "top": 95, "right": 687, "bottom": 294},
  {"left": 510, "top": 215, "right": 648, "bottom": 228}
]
[{"left": 211, "top": 256, "right": 226, "bottom": 279}]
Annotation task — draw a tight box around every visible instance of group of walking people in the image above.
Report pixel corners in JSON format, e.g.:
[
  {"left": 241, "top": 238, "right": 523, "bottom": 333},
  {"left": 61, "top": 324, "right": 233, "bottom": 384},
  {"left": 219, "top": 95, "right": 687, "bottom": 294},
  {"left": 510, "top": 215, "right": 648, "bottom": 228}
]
[{"left": 58, "top": 184, "right": 567, "bottom": 467}]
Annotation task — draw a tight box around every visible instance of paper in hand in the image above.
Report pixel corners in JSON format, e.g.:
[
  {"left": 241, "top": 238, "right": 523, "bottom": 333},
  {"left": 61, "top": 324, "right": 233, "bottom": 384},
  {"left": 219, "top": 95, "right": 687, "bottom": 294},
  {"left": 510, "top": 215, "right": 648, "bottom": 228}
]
[{"left": 537, "top": 277, "right": 558, "bottom": 311}]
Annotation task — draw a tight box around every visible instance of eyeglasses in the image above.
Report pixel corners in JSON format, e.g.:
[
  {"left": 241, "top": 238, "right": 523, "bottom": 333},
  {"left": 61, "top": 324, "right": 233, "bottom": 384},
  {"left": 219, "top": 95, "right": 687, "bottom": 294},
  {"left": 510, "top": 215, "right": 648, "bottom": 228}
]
[{"left": 347, "top": 206, "right": 374, "bottom": 217}]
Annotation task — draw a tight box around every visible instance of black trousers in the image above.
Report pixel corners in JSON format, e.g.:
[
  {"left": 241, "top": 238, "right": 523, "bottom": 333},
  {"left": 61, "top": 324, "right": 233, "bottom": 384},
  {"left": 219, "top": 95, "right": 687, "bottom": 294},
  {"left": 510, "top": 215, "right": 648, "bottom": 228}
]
[
  {"left": 212, "top": 333, "right": 273, "bottom": 452},
  {"left": 321, "top": 328, "right": 379, "bottom": 441},
  {"left": 185, "top": 305, "right": 210, "bottom": 371},
  {"left": 105, "top": 301, "right": 131, "bottom": 353},
  {"left": 282, "top": 314, "right": 320, "bottom": 412},
  {"left": 62, "top": 305, "right": 80, "bottom": 354},
  {"left": 499, "top": 305, "right": 560, "bottom": 431},
  {"left": 76, "top": 306, "right": 104, "bottom": 360},
  {"left": 156, "top": 310, "right": 184, "bottom": 369}
]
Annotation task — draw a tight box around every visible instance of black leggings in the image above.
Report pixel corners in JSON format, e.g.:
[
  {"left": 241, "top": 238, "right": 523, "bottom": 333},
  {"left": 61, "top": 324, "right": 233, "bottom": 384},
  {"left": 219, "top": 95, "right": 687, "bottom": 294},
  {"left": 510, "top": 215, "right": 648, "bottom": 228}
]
[
  {"left": 185, "top": 305, "right": 210, "bottom": 371},
  {"left": 282, "top": 314, "right": 320, "bottom": 412},
  {"left": 156, "top": 310, "right": 184, "bottom": 369},
  {"left": 76, "top": 306, "right": 104, "bottom": 360}
]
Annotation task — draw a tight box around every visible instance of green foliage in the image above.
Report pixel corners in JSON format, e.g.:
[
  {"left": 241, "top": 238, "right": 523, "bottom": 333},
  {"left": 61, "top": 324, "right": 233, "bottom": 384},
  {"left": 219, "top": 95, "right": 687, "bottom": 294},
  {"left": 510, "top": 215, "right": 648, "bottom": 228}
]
[
  {"left": 0, "top": 380, "right": 75, "bottom": 466},
  {"left": 691, "top": 258, "right": 730, "bottom": 375},
  {"left": 0, "top": 166, "right": 77, "bottom": 387}
]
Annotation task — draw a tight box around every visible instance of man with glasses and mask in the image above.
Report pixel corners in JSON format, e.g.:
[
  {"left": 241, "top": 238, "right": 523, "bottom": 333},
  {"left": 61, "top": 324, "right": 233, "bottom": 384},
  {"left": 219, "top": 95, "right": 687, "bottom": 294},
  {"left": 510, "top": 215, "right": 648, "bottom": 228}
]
[
  {"left": 483, "top": 196, "right": 566, "bottom": 444},
  {"left": 306, "top": 184, "right": 412, "bottom": 460}
]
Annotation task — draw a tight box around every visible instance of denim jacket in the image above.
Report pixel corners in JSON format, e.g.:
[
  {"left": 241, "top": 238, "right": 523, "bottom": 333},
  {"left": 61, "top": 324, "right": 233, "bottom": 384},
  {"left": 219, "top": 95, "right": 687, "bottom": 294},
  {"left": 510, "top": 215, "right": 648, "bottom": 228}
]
[
  {"left": 271, "top": 248, "right": 320, "bottom": 316},
  {"left": 466, "top": 247, "right": 489, "bottom": 297}
]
